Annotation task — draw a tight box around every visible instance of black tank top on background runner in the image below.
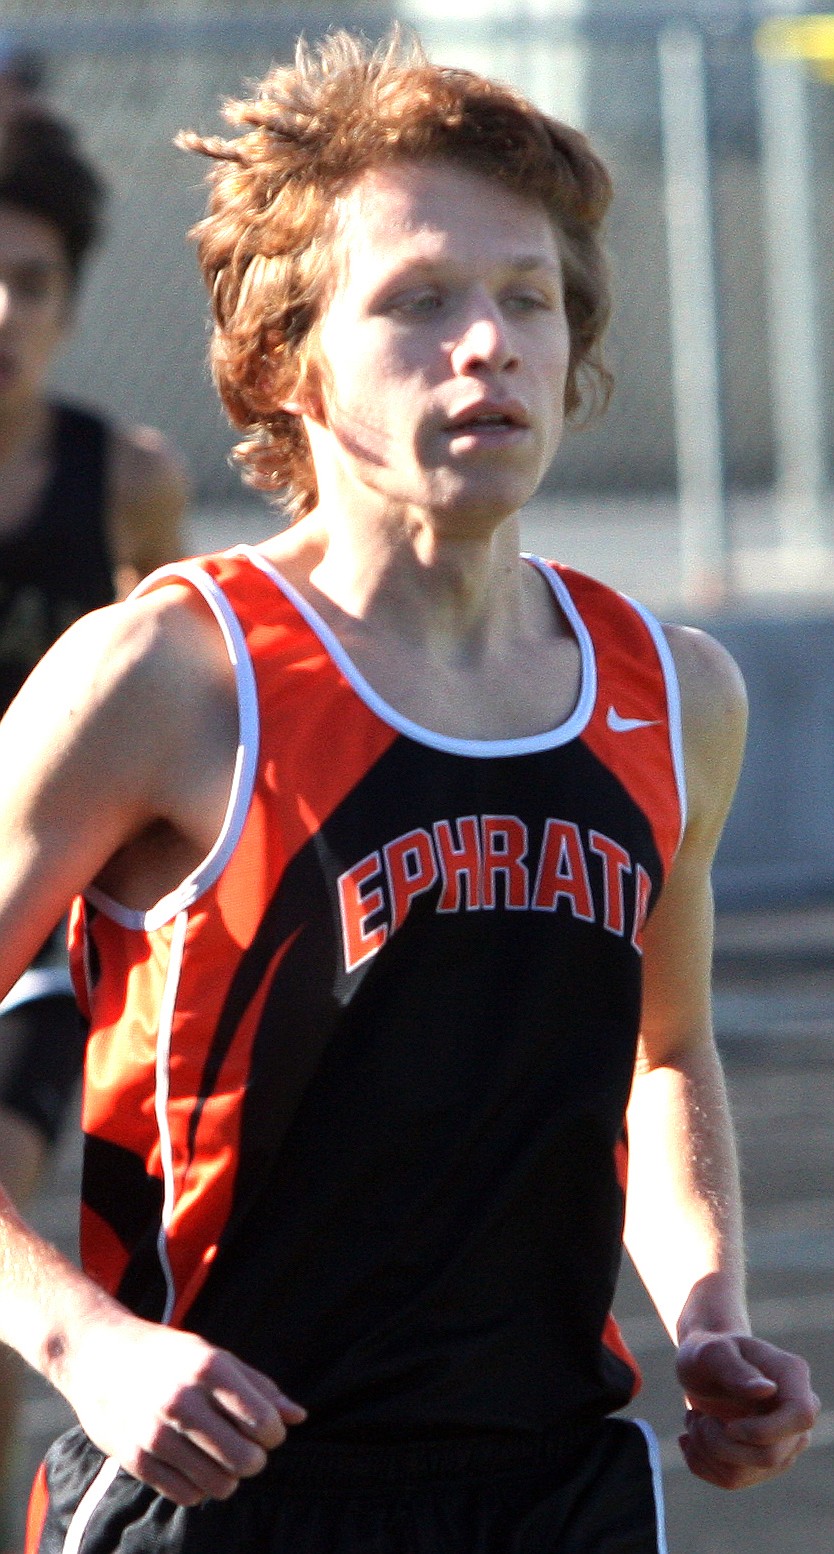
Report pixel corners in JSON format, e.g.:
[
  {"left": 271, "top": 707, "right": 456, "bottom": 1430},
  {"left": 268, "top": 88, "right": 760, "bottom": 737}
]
[{"left": 0, "top": 402, "right": 114, "bottom": 715}]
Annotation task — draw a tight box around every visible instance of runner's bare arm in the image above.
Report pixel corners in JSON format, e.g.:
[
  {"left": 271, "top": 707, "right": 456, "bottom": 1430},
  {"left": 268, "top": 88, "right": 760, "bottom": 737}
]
[
  {"left": 625, "top": 627, "right": 748, "bottom": 1340},
  {"left": 624, "top": 625, "right": 819, "bottom": 1488},
  {"left": 0, "top": 592, "right": 305, "bottom": 1504},
  {"left": 0, "top": 588, "right": 222, "bottom": 974}
]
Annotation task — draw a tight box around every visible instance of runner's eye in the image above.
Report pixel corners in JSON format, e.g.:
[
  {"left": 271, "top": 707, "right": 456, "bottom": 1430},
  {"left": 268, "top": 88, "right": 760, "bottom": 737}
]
[
  {"left": 504, "top": 291, "right": 551, "bottom": 313},
  {"left": 392, "top": 290, "right": 444, "bottom": 317}
]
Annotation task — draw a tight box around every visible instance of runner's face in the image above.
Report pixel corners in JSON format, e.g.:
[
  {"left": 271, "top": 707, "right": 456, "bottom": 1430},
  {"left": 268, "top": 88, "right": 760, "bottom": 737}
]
[
  {"left": 0, "top": 205, "right": 72, "bottom": 413},
  {"left": 307, "top": 160, "right": 570, "bottom": 534}
]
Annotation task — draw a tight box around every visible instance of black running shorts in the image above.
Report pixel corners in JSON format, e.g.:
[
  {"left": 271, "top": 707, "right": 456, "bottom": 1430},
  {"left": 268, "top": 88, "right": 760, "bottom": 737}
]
[
  {"left": 28, "top": 1416, "right": 667, "bottom": 1553},
  {"left": 0, "top": 926, "right": 85, "bottom": 1147}
]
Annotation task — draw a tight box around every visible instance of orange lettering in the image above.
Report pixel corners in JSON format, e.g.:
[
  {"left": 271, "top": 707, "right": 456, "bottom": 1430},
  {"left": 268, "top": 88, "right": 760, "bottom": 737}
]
[
  {"left": 481, "top": 816, "right": 529, "bottom": 910},
  {"left": 434, "top": 816, "right": 481, "bottom": 911},
  {"left": 384, "top": 828, "right": 439, "bottom": 931},
  {"left": 589, "top": 831, "right": 632, "bottom": 935},
  {"left": 532, "top": 819, "right": 594, "bottom": 919},
  {"left": 337, "top": 852, "right": 387, "bottom": 972},
  {"left": 631, "top": 864, "right": 653, "bottom": 953}
]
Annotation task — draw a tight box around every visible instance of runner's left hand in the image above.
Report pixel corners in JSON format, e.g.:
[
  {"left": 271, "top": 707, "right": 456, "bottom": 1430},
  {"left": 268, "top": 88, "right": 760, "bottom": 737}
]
[{"left": 676, "top": 1331, "right": 819, "bottom": 1488}]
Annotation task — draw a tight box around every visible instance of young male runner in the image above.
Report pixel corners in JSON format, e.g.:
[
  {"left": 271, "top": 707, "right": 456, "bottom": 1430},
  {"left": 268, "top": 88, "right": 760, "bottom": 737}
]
[
  {"left": 0, "top": 104, "right": 186, "bottom": 1545},
  {"left": 0, "top": 30, "right": 818, "bottom": 1554}
]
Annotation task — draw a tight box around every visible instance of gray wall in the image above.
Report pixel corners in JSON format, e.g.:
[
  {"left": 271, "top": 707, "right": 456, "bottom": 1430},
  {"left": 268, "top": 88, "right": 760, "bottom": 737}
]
[{"left": 705, "top": 614, "right": 834, "bottom": 908}]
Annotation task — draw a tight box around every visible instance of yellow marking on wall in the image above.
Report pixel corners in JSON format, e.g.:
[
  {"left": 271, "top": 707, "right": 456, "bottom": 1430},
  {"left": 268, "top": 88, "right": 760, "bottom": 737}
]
[{"left": 756, "top": 15, "right": 834, "bottom": 81}]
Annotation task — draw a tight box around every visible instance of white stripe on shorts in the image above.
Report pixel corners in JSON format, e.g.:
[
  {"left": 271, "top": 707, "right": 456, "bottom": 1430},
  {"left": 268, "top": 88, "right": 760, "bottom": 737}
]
[
  {"left": 61, "top": 1456, "right": 120, "bottom": 1554},
  {"left": 632, "top": 1418, "right": 669, "bottom": 1554}
]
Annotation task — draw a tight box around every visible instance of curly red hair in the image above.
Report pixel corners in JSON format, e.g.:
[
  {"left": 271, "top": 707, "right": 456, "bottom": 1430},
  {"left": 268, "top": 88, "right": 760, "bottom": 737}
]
[{"left": 179, "top": 27, "right": 613, "bottom": 518}]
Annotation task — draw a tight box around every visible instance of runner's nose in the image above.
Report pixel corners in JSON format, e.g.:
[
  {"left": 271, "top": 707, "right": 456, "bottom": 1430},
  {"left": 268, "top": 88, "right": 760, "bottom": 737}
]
[{"left": 449, "top": 306, "right": 519, "bottom": 376}]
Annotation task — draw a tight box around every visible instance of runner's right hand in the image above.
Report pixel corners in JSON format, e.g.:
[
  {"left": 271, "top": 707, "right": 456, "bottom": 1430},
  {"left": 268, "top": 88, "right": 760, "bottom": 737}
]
[{"left": 56, "top": 1309, "right": 306, "bottom": 1504}]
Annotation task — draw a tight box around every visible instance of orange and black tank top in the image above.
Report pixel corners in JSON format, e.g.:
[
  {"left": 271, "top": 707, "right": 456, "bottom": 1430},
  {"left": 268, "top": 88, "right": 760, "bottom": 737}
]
[{"left": 69, "top": 546, "right": 686, "bottom": 1437}]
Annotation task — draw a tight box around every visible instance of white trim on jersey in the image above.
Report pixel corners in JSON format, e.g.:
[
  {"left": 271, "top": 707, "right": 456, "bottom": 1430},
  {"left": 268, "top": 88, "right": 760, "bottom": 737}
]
[
  {"left": 632, "top": 1418, "right": 670, "bottom": 1554},
  {"left": 155, "top": 908, "right": 189, "bottom": 1325},
  {"left": 84, "top": 561, "right": 260, "bottom": 931},
  {"left": 624, "top": 596, "right": 688, "bottom": 851},
  {"left": 237, "top": 545, "right": 599, "bottom": 758}
]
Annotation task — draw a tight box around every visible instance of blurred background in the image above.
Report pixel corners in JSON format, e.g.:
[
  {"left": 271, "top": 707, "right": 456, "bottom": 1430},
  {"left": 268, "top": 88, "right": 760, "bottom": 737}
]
[{"left": 0, "top": 3, "right": 832, "bottom": 1551}]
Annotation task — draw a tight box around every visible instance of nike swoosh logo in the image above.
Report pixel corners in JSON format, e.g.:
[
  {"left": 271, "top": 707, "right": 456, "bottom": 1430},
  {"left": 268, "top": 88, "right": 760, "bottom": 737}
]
[{"left": 606, "top": 706, "right": 661, "bottom": 733}]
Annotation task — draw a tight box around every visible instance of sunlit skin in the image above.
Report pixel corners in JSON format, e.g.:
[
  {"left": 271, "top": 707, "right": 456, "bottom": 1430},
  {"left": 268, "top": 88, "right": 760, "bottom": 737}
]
[
  {"left": 275, "top": 160, "right": 573, "bottom": 682},
  {"left": 312, "top": 166, "right": 565, "bottom": 515},
  {"left": 294, "top": 168, "right": 561, "bottom": 531},
  {"left": 308, "top": 162, "right": 570, "bottom": 524}
]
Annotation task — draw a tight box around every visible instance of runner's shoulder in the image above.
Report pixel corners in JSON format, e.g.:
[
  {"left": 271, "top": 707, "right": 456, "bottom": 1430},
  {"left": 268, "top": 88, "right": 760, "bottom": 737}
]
[
  {"left": 662, "top": 623, "right": 748, "bottom": 842},
  {"left": 18, "top": 581, "right": 232, "bottom": 735}
]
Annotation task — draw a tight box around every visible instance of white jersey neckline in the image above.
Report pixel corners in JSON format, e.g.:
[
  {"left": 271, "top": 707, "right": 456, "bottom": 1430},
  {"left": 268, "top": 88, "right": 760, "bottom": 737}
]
[{"left": 235, "top": 545, "right": 598, "bottom": 759}]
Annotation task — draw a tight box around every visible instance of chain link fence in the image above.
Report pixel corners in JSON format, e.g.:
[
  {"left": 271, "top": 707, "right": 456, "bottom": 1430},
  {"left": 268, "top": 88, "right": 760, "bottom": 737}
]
[{"left": 0, "top": 3, "right": 830, "bottom": 529}]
